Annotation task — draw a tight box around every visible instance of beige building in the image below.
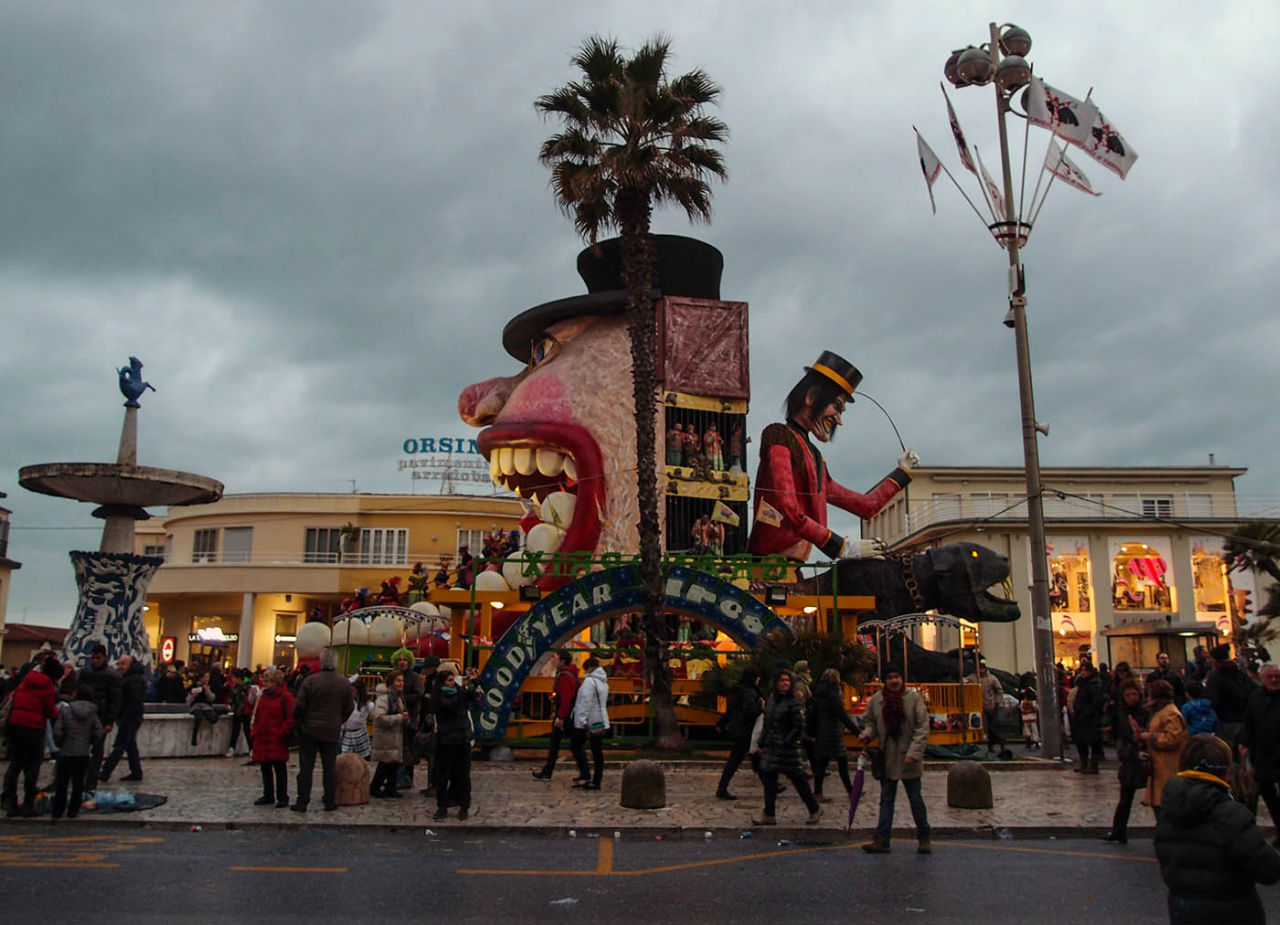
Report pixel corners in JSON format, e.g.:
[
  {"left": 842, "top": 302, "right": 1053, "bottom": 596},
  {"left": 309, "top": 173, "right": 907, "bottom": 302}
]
[
  {"left": 863, "top": 465, "right": 1265, "bottom": 676},
  {"left": 0, "top": 492, "right": 21, "bottom": 664},
  {"left": 137, "top": 492, "right": 523, "bottom": 669}
]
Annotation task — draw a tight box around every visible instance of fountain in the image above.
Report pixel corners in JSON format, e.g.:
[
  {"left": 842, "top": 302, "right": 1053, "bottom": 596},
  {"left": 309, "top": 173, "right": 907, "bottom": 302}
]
[{"left": 19, "top": 357, "right": 223, "bottom": 668}]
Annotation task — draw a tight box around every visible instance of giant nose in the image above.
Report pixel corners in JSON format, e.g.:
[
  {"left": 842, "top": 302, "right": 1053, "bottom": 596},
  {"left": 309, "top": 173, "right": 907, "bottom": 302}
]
[{"left": 458, "top": 376, "right": 516, "bottom": 427}]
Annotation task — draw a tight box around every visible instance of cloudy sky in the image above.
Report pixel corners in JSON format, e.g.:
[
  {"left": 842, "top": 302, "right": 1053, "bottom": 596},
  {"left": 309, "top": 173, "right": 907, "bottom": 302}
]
[{"left": 4, "top": 0, "right": 1278, "bottom": 627}]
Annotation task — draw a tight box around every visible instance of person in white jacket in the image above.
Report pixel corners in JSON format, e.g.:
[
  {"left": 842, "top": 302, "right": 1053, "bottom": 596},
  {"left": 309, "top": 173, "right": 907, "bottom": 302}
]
[{"left": 570, "top": 658, "right": 610, "bottom": 790}]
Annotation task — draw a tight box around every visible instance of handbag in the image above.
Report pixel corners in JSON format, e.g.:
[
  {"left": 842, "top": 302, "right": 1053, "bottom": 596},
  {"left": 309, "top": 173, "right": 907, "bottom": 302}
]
[
  {"left": 866, "top": 746, "right": 886, "bottom": 781},
  {"left": 412, "top": 729, "right": 436, "bottom": 758}
]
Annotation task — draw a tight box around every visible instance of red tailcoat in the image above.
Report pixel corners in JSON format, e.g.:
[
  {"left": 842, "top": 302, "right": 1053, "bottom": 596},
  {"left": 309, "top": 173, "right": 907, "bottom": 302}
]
[{"left": 747, "top": 423, "right": 909, "bottom": 560}]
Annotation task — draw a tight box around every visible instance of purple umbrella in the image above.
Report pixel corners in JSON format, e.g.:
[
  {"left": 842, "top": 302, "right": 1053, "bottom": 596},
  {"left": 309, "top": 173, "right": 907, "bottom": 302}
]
[{"left": 847, "top": 752, "right": 867, "bottom": 831}]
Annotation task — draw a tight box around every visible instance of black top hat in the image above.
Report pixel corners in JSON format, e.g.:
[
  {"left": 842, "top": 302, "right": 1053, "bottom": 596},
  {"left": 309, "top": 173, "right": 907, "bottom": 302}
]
[
  {"left": 806, "top": 350, "right": 862, "bottom": 399},
  {"left": 501, "top": 235, "right": 723, "bottom": 362}
]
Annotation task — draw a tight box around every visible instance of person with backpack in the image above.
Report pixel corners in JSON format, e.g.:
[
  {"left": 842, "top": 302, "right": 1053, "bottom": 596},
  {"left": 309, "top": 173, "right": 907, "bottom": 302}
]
[
  {"left": 2, "top": 658, "right": 59, "bottom": 817},
  {"left": 532, "top": 651, "right": 583, "bottom": 782}
]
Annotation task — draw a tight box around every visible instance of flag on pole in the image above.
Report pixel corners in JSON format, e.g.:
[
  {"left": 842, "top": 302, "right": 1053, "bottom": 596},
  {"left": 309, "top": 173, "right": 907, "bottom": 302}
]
[
  {"left": 941, "top": 83, "right": 976, "bottom": 174},
  {"left": 915, "top": 129, "right": 942, "bottom": 214},
  {"left": 1023, "top": 77, "right": 1096, "bottom": 148},
  {"left": 710, "top": 500, "right": 740, "bottom": 527},
  {"left": 1080, "top": 107, "right": 1138, "bottom": 179},
  {"left": 974, "top": 147, "right": 1006, "bottom": 220},
  {"left": 1045, "top": 139, "right": 1100, "bottom": 196}
]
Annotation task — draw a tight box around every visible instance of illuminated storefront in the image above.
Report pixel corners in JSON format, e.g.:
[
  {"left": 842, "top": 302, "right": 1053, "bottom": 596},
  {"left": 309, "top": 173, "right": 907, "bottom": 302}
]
[
  {"left": 1109, "top": 538, "right": 1174, "bottom": 615},
  {"left": 1047, "top": 536, "right": 1095, "bottom": 668},
  {"left": 187, "top": 616, "right": 240, "bottom": 668}
]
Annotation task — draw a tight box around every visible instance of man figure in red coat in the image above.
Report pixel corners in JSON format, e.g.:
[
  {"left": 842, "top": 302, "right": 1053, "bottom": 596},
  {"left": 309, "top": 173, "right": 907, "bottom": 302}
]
[{"left": 748, "top": 351, "right": 916, "bottom": 563}]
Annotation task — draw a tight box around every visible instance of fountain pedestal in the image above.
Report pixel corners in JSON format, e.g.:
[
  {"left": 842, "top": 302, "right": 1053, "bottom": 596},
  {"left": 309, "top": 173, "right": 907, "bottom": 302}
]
[{"left": 19, "top": 357, "right": 222, "bottom": 668}]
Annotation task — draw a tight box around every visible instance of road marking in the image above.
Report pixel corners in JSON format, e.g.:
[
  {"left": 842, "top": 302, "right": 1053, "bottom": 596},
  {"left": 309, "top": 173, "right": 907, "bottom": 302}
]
[
  {"left": 459, "top": 839, "right": 857, "bottom": 878},
  {"left": 230, "top": 866, "right": 349, "bottom": 873},
  {"left": 945, "top": 841, "right": 1158, "bottom": 864},
  {"left": 0, "top": 833, "right": 163, "bottom": 868}
]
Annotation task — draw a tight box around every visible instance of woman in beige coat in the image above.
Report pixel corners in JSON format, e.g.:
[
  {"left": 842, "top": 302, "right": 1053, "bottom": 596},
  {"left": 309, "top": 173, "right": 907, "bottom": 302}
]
[
  {"left": 370, "top": 671, "right": 410, "bottom": 798},
  {"left": 1141, "top": 679, "right": 1189, "bottom": 820}
]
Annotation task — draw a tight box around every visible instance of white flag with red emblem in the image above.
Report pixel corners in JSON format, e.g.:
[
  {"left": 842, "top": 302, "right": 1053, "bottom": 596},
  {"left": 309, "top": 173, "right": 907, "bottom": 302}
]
[
  {"left": 1045, "top": 139, "right": 1100, "bottom": 196},
  {"left": 1024, "top": 77, "right": 1096, "bottom": 148},
  {"left": 1080, "top": 106, "right": 1138, "bottom": 179},
  {"left": 915, "top": 129, "right": 942, "bottom": 214},
  {"left": 941, "top": 83, "right": 976, "bottom": 174},
  {"left": 974, "top": 147, "right": 1006, "bottom": 220}
]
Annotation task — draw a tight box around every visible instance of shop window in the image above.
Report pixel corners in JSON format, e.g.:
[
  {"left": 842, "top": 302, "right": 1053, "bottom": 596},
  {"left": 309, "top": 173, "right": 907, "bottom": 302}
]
[
  {"left": 1142, "top": 497, "right": 1173, "bottom": 519},
  {"left": 1110, "top": 540, "right": 1174, "bottom": 613},
  {"left": 193, "top": 529, "right": 218, "bottom": 564},
  {"left": 1191, "top": 539, "right": 1230, "bottom": 617},
  {"left": 223, "top": 527, "right": 253, "bottom": 563},
  {"left": 360, "top": 528, "right": 408, "bottom": 566},
  {"left": 304, "top": 527, "right": 342, "bottom": 564}
]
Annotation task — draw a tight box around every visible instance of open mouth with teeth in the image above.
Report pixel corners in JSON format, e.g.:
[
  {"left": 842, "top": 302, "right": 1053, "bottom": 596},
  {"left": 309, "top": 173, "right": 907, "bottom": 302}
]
[{"left": 476, "top": 423, "right": 606, "bottom": 592}]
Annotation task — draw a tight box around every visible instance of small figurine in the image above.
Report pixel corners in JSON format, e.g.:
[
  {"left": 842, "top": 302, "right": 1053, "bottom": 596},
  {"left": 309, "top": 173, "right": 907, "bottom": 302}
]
[
  {"left": 728, "top": 423, "right": 745, "bottom": 475},
  {"left": 703, "top": 424, "right": 724, "bottom": 471},
  {"left": 666, "top": 422, "right": 685, "bottom": 465},
  {"left": 707, "top": 519, "right": 725, "bottom": 557},
  {"left": 682, "top": 425, "right": 701, "bottom": 467},
  {"left": 117, "top": 356, "right": 156, "bottom": 408},
  {"left": 691, "top": 514, "right": 712, "bottom": 552}
]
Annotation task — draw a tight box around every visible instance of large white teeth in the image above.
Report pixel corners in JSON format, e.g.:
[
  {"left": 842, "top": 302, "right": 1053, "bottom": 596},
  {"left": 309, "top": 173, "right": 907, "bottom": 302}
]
[
  {"left": 526, "top": 522, "right": 566, "bottom": 555},
  {"left": 489, "top": 454, "right": 501, "bottom": 483},
  {"left": 502, "top": 552, "right": 537, "bottom": 588},
  {"left": 562, "top": 455, "right": 577, "bottom": 481},
  {"left": 540, "top": 491, "right": 576, "bottom": 530},
  {"left": 497, "top": 447, "right": 516, "bottom": 475},
  {"left": 474, "top": 569, "right": 510, "bottom": 592},
  {"left": 536, "top": 448, "right": 565, "bottom": 477},
  {"left": 513, "top": 448, "right": 536, "bottom": 475}
]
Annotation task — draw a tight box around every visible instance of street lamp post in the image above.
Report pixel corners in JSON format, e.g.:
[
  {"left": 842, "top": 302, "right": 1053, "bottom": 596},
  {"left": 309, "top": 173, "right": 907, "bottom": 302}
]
[{"left": 948, "top": 23, "right": 1062, "bottom": 759}]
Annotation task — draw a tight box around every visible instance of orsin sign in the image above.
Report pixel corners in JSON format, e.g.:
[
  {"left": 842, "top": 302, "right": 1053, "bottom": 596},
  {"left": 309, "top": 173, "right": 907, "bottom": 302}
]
[{"left": 471, "top": 564, "right": 789, "bottom": 738}]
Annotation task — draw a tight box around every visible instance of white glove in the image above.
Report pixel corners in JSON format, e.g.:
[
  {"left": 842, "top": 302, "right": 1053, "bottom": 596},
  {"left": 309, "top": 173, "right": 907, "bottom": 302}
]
[
  {"left": 840, "top": 538, "right": 887, "bottom": 559},
  {"left": 898, "top": 449, "right": 920, "bottom": 472}
]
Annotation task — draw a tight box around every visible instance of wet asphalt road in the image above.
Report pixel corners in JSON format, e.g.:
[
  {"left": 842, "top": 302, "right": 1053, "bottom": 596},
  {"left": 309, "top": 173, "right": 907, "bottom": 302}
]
[{"left": 1, "top": 823, "right": 1276, "bottom": 923}]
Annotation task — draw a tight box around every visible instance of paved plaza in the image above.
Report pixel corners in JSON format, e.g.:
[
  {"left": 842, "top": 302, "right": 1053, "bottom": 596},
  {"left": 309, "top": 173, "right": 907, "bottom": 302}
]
[{"left": 16, "top": 753, "right": 1271, "bottom": 839}]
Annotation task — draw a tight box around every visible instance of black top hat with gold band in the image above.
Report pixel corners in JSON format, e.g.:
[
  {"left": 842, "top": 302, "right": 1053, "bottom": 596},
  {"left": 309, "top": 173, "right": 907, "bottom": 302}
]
[{"left": 805, "top": 351, "right": 862, "bottom": 399}]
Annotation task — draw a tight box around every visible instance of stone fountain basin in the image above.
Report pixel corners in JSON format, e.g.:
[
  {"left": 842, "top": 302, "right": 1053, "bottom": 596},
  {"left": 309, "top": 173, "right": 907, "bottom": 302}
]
[{"left": 19, "top": 462, "right": 223, "bottom": 508}]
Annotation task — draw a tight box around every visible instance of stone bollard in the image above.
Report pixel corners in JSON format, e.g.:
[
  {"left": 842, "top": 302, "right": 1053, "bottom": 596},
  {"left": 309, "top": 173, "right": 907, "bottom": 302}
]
[
  {"left": 947, "top": 759, "right": 993, "bottom": 809},
  {"left": 619, "top": 759, "right": 666, "bottom": 809}
]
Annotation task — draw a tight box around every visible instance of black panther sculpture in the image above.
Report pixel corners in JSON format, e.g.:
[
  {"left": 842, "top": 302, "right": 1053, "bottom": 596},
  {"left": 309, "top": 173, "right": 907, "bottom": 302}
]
[{"left": 796, "top": 541, "right": 1020, "bottom": 624}]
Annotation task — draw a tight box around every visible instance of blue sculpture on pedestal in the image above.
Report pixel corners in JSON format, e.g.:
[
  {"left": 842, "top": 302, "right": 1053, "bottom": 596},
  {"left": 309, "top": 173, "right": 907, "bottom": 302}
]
[{"left": 117, "top": 356, "right": 155, "bottom": 408}]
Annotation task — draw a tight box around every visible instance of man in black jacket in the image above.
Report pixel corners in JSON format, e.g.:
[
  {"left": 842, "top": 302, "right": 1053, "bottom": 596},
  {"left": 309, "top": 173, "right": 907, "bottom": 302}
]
[
  {"left": 715, "top": 666, "right": 764, "bottom": 800},
  {"left": 79, "top": 645, "right": 122, "bottom": 793},
  {"left": 1071, "top": 662, "right": 1106, "bottom": 774},
  {"left": 1207, "top": 644, "right": 1257, "bottom": 752},
  {"left": 1148, "top": 651, "right": 1187, "bottom": 707},
  {"left": 99, "top": 655, "right": 146, "bottom": 783},
  {"left": 1243, "top": 663, "right": 1280, "bottom": 845}
]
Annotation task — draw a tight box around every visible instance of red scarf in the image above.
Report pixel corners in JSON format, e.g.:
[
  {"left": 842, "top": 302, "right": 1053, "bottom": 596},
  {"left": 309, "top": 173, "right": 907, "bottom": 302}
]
[{"left": 882, "top": 686, "right": 905, "bottom": 737}]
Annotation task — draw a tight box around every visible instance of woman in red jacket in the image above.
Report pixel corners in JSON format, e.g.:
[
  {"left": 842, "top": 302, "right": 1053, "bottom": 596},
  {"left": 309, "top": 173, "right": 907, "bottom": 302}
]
[
  {"left": 3, "top": 658, "right": 59, "bottom": 817},
  {"left": 250, "top": 668, "right": 295, "bottom": 808}
]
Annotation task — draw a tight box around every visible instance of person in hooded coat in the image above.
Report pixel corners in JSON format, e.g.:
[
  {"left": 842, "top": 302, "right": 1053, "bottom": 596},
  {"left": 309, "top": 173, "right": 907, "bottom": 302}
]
[
  {"left": 752, "top": 667, "right": 822, "bottom": 827},
  {"left": 714, "top": 666, "right": 764, "bottom": 800},
  {"left": 51, "top": 684, "right": 105, "bottom": 820},
  {"left": 1141, "top": 679, "right": 1190, "bottom": 821},
  {"left": 1156, "top": 734, "right": 1280, "bottom": 924},
  {"left": 250, "top": 668, "right": 295, "bottom": 808}
]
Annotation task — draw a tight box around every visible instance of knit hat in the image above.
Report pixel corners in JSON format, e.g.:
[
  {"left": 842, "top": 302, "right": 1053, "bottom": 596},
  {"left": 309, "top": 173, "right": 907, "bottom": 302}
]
[
  {"left": 1210, "top": 644, "right": 1231, "bottom": 661},
  {"left": 882, "top": 662, "right": 903, "bottom": 681}
]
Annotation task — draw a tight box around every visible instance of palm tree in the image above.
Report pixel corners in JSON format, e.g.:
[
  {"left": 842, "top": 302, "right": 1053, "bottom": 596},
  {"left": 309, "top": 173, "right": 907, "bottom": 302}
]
[
  {"left": 536, "top": 35, "right": 728, "bottom": 749},
  {"left": 1222, "top": 521, "right": 1280, "bottom": 585}
]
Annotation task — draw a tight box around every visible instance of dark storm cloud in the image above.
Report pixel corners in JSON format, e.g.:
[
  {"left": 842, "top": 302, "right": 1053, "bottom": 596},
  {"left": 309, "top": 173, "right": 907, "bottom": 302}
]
[{"left": 4, "top": 1, "right": 1279, "bottom": 624}]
